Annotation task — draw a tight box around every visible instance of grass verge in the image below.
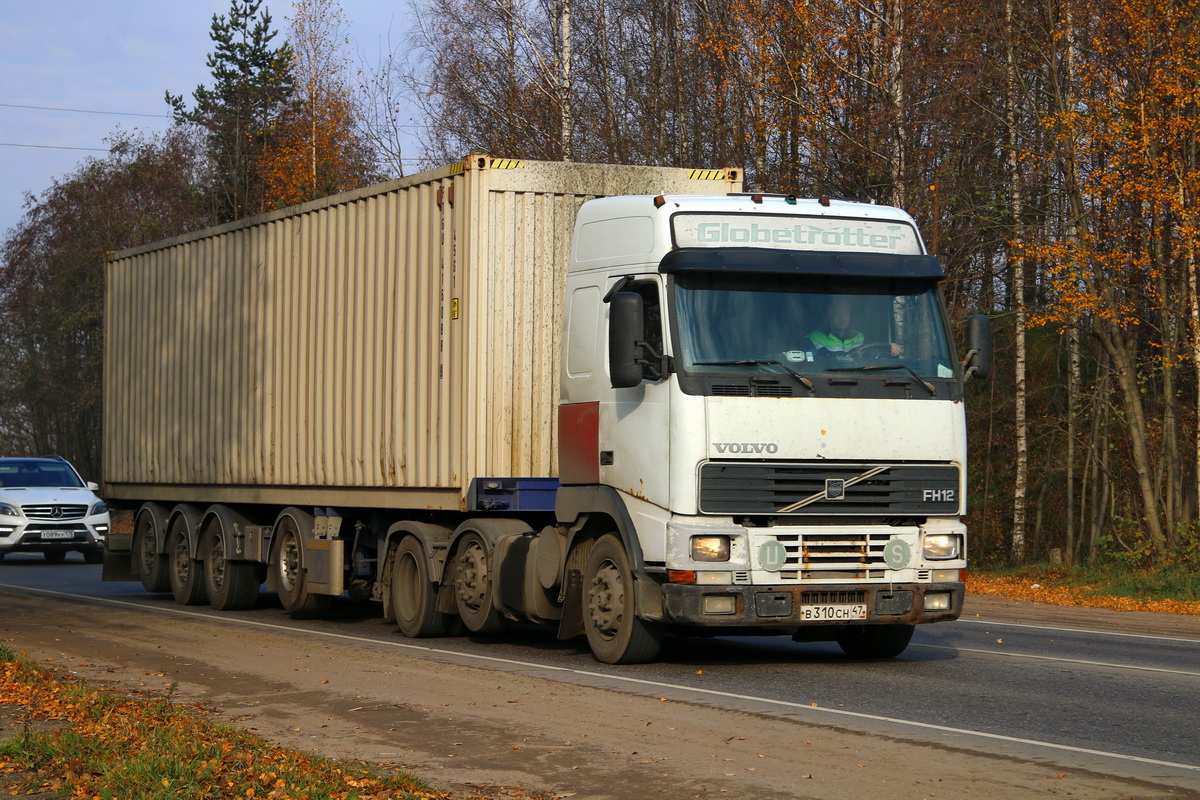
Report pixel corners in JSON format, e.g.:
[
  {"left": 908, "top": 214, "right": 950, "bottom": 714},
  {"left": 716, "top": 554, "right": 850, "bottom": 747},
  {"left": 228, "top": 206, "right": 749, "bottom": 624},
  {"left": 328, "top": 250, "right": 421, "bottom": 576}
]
[
  {"left": 0, "top": 643, "right": 449, "bottom": 800},
  {"left": 968, "top": 564, "right": 1200, "bottom": 614}
]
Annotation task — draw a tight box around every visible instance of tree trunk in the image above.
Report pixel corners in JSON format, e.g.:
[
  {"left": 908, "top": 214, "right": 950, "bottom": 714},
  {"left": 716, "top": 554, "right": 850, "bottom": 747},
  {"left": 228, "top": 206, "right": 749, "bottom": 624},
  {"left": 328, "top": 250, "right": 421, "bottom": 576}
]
[
  {"left": 1005, "top": 0, "right": 1029, "bottom": 563},
  {"left": 1066, "top": 322, "right": 1080, "bottom": 565},
  {"left": 557, "top": 0, "right": 573, "bottom": 161}
]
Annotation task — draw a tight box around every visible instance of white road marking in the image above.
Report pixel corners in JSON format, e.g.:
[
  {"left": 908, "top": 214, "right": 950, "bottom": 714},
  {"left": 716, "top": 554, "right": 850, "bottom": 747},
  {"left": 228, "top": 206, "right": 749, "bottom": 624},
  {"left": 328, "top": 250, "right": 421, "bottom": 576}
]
[
  {"left": 913, "top": 642, "right": 1200, "bottom": 677},
  {"left": 4, "top": 582, "right": 1199, "bottom": 776},
  {"left": 959, "top": 616, "right": 1200, "bottom": 643}
]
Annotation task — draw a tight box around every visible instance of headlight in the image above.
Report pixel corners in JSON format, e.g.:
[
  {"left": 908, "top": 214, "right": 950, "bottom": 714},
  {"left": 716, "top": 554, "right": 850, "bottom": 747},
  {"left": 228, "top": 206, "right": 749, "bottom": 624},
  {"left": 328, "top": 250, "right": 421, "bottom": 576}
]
[
  {"left": 691, "top": 535, "right": 730, "bottom": 562},
  {"left": 0, "top": 502, "right": 20, "bottom": 518},
  {"left": 90, "top": 500, "right": 108, "bottom": 516},
  {"left": 923, "top": 534, "right": 961, "bottom": 560}
]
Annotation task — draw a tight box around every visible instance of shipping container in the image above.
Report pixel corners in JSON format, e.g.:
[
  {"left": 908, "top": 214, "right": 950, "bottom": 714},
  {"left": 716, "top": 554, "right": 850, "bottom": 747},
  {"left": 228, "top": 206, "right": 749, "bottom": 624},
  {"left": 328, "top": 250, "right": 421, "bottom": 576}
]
[{"left": 104, "top": 157, "right": 740, "bottom": 508}]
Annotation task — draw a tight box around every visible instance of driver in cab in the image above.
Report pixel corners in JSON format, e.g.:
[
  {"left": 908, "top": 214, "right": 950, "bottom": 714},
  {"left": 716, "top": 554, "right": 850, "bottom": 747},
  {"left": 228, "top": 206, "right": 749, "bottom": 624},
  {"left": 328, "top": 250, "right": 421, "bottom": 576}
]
[{"left": 807, "top": 295, "right": 901, "bottom": 356}]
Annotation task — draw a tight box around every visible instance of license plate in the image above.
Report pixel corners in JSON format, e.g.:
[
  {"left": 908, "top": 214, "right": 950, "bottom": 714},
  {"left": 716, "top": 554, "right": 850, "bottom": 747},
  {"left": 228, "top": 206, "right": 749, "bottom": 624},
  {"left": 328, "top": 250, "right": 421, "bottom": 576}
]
[
  {"left": 801, "top": 603, "right": 867, "bottom": 621},
  {"left": 39, "top": 530, "right": 74, "bottom": 540}
]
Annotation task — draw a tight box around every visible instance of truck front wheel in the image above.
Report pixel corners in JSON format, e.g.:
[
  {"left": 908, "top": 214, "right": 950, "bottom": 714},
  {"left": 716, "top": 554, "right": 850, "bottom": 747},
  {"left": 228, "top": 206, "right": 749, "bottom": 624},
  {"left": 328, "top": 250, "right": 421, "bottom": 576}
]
[
  {"left": 836, "top": 624, "right": 914, "bottom": 658},
  {"left": 583, "top": 534, "right": 663, "bottom": 664},
  {"left": 391, "top": 536, "right": 455, "bottom": 638}
]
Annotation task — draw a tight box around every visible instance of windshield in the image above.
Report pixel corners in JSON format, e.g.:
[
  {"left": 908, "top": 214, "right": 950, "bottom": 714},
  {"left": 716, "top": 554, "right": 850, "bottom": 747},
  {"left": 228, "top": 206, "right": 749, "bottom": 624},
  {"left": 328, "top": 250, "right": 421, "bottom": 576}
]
[
  {"left": 0, "top": 460, "right": 85, "bottom": 489},
  {"left": 673, "top": 272, "right": 956, "bottom": 382}
]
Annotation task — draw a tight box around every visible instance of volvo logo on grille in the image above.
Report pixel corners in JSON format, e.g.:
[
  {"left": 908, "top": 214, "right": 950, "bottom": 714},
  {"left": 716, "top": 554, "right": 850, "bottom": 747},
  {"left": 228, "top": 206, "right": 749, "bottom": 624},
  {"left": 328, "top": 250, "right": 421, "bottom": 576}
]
[
  {"left": 51, "top": 506, "right": 64, "bottom": 519},
  {"left": 777, "top": 465, "right": 892, "bottom": 513}
]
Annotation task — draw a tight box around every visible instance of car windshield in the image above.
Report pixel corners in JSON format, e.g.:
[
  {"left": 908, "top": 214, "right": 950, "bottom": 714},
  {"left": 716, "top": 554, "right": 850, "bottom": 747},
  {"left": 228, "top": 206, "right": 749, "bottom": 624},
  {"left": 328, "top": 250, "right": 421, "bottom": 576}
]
[
  {"left": 0, "top": 460, "right": 84, "bottom": 489},
  {"left": 673, "top": 272, "right": 956, "bottom": 380}
]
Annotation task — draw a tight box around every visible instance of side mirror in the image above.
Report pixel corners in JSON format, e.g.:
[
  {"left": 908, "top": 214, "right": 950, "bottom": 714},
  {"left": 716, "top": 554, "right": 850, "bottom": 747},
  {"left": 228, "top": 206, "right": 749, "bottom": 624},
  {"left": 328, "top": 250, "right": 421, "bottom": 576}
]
[
  {"left": 87, "top": 482, "right": 100, "bottom": 492},
  {"left": 609, "top": 291, "right": 645, "bottom": 389},
  {"left": 963, "top": 314, "right": 992, "bottom": 380}
]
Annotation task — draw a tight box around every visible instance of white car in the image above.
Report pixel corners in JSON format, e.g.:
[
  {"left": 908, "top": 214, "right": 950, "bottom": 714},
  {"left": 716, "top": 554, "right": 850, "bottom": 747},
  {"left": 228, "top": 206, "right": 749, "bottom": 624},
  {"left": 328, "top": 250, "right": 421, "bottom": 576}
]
[{"left": 0, "top": 456, "right": 110, "bottom": 563}]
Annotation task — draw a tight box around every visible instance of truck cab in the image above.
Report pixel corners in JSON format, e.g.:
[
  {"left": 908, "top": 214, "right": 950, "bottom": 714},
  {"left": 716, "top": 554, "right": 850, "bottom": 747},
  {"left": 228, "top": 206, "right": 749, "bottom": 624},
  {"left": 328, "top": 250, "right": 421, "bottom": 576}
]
[{"left": 558, "top": 193, "right": 990, "bottom": 661}]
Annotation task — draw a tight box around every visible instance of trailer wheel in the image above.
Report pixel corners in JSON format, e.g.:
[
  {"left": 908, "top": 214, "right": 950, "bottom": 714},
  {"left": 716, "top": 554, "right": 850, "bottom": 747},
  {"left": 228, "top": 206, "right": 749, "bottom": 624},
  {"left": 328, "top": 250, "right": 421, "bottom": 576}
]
[
  {"left": 134, "top": 503, "right": 171, "bottom": 592},
  {"left": 201, "top": 523, "right": 259, "bottom": 611},
  {"left": 453, "top": 533, "right": 507, "bottom": 634},
  {"left": 167, "top": 514, "right": 206, "bottom": 606},
  {"left": 836, "top": 624, "right": 914, "bottom": 658},
  {"left": 583, "top": 534, "right": 663, "bottom": 664},
  {"left": 391, "top": 537, "right": 454, "bottom": 638},
  {"left": 273, "top": 515, "right": 330, "bottom": 615}
]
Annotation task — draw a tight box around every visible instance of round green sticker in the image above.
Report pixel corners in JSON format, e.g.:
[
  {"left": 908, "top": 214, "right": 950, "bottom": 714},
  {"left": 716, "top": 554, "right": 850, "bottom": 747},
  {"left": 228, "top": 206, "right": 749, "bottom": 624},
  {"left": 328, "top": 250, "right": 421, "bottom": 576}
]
[
  {"left": 883, "top": 538, "right": 912, "bottom": 570},
  {"left": 758, "top": 540, "right": 788, "bottom": 571}
]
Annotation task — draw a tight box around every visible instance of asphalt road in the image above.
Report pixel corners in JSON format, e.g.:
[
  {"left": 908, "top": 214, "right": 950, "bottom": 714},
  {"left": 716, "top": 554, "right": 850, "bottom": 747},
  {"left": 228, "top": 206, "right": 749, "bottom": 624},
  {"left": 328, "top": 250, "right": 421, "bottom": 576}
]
[{"left": 2, "top": 553, "right": 1199, "bottom": 796}]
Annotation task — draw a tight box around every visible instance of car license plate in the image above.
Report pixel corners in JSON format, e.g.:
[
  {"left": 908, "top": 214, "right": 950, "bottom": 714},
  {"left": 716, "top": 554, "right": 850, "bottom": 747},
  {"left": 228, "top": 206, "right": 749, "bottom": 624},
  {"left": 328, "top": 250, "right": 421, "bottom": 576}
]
[
  {"left": 801, "top": 603, "right": 867, "bottom": 621},
  {"left": 39, "top": 531, "right": 74, "bottom": 540}
]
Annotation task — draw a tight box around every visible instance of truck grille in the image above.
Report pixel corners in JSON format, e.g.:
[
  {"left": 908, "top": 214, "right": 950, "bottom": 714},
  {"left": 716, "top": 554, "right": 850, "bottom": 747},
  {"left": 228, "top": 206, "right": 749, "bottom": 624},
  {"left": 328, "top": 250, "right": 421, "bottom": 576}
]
[
  {"left": 22, "top": 504, "right": 89, "bottom": 520},
  {"left": 768, "top": 530, "right": 894, "bottom": 580},
  {"left": 751, "top": 529, "right": 919, "bottom": 583},
  {"left": 699, "top": 462, "right": 959, "bottom": 515}
]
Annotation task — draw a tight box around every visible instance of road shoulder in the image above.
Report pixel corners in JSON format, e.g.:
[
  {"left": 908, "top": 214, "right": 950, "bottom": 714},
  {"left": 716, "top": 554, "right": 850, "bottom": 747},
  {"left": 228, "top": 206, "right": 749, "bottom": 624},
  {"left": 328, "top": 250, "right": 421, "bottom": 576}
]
[{"left": 964, "top": 593, "right": 1200, "bottom": 640}]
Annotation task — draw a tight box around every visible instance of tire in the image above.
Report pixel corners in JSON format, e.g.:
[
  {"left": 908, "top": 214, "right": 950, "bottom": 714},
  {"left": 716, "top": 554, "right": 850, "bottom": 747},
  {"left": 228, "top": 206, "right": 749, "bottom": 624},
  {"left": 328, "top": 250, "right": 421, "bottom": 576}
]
[
  {"left": 453, "top": 533, "right": 508, "bottom": 634},
  {"left": 836, "top": 624, "right": 915, "bottom": 659},
  {"left": 583, "top": 534, "right": 663, "bottom": 664},
  {"left": 201, "top": 523, "right": 260, "bottom": 611},
  {"left": 167, "top": 514, "right": 207, "bottom": 606},
  {"left": 391, "top": 537, "right": 454, "bottom": 638},
  {"left": 273, "top": 513, "right": 330, "bottom": 616},
  {"left": 43, "top": 550, "right": 67, "bottom": 564},
  {"left": 83, "top": 551, "right": 104, "bottom": 565},
  {"left": 134, "top": 504, "right": 171, "bottom": 592}
]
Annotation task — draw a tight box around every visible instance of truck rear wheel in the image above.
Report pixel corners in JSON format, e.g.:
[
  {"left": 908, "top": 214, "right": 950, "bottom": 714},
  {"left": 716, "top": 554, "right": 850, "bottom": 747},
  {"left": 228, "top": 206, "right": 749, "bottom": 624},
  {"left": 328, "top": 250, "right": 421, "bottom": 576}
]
[
  {"left": 134, "top": 503, "right": 171, "bottom": 593},
  {"left": 836, "top": 624, "right": 914, "bottom": 658},
  {"left": 391, "top": 536, "right": 454, "bottom": 638},
  {"left": 201, "top": 522, "right": 259, "bottom": 611},
  {"left": 273, "top": 514, "right": 331, "bottom": 616},
  {"left": 167, "top": 511, "right": 206, "bottom": 606},
  {"left": 453, "top": 533, "right": 507, "bottom": 634},
  {"left": 583, "top": 534, "right": 663, "bottom": 664}
]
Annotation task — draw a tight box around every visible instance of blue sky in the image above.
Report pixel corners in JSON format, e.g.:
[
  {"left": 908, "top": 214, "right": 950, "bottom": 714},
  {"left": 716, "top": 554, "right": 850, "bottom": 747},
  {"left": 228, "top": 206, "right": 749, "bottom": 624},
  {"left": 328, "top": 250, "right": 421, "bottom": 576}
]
[{"left": 0, "top": 0, "right": 419, "bottom": 238}]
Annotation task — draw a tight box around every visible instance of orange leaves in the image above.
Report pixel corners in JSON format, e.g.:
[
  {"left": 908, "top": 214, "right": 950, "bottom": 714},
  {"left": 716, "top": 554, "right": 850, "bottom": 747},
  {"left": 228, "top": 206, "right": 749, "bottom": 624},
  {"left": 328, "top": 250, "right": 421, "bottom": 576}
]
[
  {"left": 0, "top": 660, "right": 447, "bottom": 799},
  {"left": 968, "top": 572, "right": 1200, "bottom": 615}
]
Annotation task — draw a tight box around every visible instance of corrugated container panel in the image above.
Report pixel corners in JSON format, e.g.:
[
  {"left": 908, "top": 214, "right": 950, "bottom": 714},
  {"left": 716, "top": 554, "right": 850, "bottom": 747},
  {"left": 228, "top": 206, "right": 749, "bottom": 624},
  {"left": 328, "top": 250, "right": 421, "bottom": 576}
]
[{"left": 104, "top": 158, "right": 740, "bottom": 506}]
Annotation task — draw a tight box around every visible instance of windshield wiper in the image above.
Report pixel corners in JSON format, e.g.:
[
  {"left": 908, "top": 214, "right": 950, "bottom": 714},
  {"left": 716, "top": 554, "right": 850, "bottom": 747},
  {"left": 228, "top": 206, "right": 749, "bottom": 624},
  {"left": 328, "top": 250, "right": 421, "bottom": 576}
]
[
  {"left": 695, "top": 359, "right": 815, "bottom": 393},
  {"left": 828, "top": 363, "right": 936, "bottom": 396}
]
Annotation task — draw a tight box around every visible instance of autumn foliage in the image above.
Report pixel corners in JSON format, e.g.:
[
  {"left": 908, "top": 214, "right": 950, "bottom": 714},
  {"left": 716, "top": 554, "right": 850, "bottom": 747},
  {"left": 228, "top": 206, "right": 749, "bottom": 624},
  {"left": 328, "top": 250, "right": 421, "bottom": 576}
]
[{"left": 0, "top": 657, "right": 444, "bottom": 799}]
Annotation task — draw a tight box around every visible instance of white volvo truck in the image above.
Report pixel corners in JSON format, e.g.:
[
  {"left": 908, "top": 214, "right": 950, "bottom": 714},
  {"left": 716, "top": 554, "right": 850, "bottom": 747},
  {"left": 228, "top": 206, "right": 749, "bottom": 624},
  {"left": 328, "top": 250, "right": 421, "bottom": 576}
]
[{"left": 103, "top": 157, "right": 990, "bottom": 663}]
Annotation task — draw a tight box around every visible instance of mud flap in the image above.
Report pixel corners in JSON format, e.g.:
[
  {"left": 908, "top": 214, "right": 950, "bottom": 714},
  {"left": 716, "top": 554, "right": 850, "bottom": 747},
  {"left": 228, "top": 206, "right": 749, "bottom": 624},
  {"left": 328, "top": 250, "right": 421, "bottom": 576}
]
[
  {"left": 303, "top": 538, "right": 344, "bottom": 596},
  {"left": 556, "top": 569, "right": 586, "bottom": 640}
]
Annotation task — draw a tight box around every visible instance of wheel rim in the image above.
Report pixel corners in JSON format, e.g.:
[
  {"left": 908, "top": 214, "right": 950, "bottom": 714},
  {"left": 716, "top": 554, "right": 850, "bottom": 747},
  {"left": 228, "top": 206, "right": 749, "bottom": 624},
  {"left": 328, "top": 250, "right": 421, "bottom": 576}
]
[
  {"left": 457, "top": 539, "right": 489, "bottom": 613},
  {"left": 395, "top": 550, "right": 420, "bottom": 622},
  {"left": 137, "top": 519, "right": 156, "bottom": 573},
  {"left": 587, "top": 559, "right": 624, "bottom": 641},
  {"left": 172, "top": 531, "right": 190, "bottom": 585},
  {"left": 208, "top": 533, "right": 227, "bottom": 590},
  {"left": 279, "top": 531, "right": 302, "bottom": 593}
]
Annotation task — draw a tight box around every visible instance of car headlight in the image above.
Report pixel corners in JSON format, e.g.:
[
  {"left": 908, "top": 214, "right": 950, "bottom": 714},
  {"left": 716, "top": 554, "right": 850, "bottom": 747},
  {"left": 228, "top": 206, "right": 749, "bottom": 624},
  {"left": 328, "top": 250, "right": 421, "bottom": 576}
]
[
  {"left": 923, "top": 534, "right": 962, "bottom": 560},
  {"left": 0, "top": 502, "right": 20, "bottom": 518},
  {"left": 691, "top": 535, "right": 730, "bottom": 562},
  {"left": 90, "top": 500, "right": 108, "bottom": 516}
]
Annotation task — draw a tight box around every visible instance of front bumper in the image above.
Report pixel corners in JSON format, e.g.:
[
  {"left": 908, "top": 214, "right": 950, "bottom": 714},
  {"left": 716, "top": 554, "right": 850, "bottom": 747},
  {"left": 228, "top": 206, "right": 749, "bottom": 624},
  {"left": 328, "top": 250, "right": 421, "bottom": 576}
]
[
  {"left": 661, "top": 581, "right": 964, "bottom": 628},
  {"left": 0, "top": 522, "right": 108, "bottom": 556}
]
